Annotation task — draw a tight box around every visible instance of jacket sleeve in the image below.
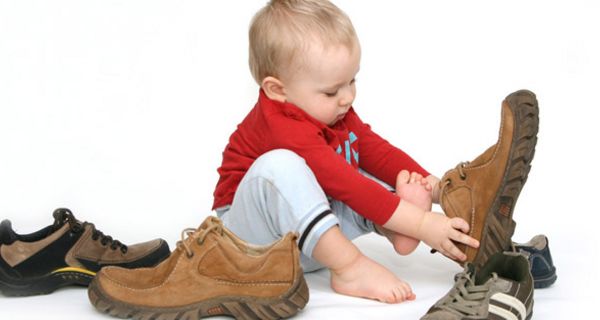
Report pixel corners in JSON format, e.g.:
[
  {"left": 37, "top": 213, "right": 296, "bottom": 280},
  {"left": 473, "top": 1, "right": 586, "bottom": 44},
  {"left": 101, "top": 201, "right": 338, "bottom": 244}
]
[
  {"left": 270, "top": 118, "right": 400, "bottom": 226},
  {"left": 349, "top": 110, "right": 430, "bottom": 188}
]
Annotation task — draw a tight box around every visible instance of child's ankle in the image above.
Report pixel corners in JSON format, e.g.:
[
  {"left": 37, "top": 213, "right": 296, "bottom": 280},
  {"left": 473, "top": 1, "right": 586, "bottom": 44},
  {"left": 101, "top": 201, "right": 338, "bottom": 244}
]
[{"left": 329, "top": 249, "right": 363, "bottom": 277}]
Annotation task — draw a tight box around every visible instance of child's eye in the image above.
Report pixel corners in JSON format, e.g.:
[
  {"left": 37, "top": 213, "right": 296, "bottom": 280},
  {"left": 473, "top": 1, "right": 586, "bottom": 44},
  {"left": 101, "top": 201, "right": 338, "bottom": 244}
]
[{"left": 325, "top": 91, "right": 338, "bottom": 97}]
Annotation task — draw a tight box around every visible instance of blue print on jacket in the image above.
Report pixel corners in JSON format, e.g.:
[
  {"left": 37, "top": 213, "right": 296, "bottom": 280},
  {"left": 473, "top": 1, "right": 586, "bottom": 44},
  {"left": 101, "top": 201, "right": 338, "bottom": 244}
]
[{"left": 336, "top": 131, "right": 359, "bottom": 165}]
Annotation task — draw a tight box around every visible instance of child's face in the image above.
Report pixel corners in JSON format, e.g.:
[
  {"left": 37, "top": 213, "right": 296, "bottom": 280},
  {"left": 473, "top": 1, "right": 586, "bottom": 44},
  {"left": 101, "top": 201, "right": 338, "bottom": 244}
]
[{"left": 281, "top": 42, "right": 360, "bottom": 126}]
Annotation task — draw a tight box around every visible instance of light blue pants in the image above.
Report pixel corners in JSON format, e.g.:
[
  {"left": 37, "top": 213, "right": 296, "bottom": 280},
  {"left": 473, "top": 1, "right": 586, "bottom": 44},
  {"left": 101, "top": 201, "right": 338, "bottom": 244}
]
[{"left": 216, "top": 149, "right": 392, "bottom": 272}]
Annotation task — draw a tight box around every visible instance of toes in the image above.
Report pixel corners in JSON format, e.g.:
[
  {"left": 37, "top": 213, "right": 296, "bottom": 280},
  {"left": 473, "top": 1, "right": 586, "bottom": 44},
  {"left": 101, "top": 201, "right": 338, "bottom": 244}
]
[
  {"left": 400, "top": 282, "right": 414, "bottom": 300},
  {"left": 387, "top": 282, "right": 414, "bottom": 304},
  {"left": 392, "top": 287, "right": 404, "bottom": 303},
  {"left": 410, "top": 172, "right": 417, "bottom": 183},
  {"left": 398, "top": 170, "right": 410, "bottom": 184},
  {"left": 385, "top": 288, "right": 402, "bottom": 304}
]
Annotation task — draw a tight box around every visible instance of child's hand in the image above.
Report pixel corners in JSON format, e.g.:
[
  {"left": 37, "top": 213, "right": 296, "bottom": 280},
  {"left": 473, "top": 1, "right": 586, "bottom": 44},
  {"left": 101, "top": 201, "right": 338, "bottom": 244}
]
[
  {"left": 395, "top": 170, "right": 432, "bottom": 211},
  {"left": 417, "top": 212, "right": 479, "bottom": 261}
]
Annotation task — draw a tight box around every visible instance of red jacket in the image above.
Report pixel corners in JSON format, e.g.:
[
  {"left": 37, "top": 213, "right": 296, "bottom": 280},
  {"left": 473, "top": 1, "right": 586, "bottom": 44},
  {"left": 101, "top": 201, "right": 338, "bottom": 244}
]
[{"left": 212, "top": 90, "right": 429, "bottom": 225}]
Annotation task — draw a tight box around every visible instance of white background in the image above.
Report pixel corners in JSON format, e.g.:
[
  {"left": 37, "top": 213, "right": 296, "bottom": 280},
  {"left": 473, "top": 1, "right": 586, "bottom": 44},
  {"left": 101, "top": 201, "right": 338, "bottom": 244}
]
[{"left": 1, "top": 0, "right": 598, "bottom": 319}]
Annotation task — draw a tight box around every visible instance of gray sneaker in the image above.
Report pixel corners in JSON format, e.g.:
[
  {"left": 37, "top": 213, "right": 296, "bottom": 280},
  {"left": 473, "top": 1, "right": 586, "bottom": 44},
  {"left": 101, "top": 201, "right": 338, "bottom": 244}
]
[{"left": 421, "top": 252, "right": 534, "bottom": 320}]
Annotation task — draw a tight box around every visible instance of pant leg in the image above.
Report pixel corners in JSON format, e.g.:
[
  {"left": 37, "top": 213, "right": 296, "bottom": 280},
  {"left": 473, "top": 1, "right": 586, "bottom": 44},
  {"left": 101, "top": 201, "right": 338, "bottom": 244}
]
[
  {"left": 216, "top": 149, "right": 338, "bottom": 272},
  {"left": 216, "top": 150, "right": 397, "bottom": 272}
]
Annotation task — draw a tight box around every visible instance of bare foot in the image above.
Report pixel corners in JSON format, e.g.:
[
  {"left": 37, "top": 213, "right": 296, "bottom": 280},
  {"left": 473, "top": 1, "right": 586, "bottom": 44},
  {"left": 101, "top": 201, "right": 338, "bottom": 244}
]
[
  {"left": 374, "top": 170, "right": 433, "bottom": 255},
  {"left": 376, "top": 225, "right": 420, "bottom": 255},
  {"left": 396, "top": 170, "right": 432, "bottom": 211},
  {"left": 330, "top": 253, "right": 416, "bottom": 303}
]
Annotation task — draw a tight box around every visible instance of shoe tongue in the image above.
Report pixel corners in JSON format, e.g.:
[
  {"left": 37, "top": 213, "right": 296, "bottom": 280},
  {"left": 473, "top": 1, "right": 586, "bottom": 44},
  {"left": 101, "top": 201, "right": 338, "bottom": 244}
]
[
  {"left": 468, "top": 145, "right": 495, "bottom": 167},
  {"left": 52, "top": 208, "right": 80, "bottom": 229},
  {"left": 198, "top": 216, "right": 222, "bottom": 231},
  {"left": 479, "top": 272, "right": 514, "bottom": 288}
]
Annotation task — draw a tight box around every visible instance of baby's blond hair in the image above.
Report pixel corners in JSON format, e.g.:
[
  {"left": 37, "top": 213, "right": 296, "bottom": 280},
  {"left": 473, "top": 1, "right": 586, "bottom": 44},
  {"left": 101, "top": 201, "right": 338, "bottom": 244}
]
[{"left": 249, "top": 0, "right": 358, "bottom": 84}]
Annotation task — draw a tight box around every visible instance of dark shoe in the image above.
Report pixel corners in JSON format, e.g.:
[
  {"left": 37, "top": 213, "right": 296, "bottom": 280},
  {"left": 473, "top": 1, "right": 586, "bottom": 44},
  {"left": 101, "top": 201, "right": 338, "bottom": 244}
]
[
  {"left": 439, "top": 90, "right": 539, "bottom": 266},
  {"left": 421, "top": 252, "right": 534, "bottom": 320},
  {"left": 0, "top": 208, "right": 170, "bottom": 296},
  {"left": 88, "top": 216, "right": 309, "bottom": 320},
  {"left": 514, "top": 234, "right": 557, "bottom": 289}
]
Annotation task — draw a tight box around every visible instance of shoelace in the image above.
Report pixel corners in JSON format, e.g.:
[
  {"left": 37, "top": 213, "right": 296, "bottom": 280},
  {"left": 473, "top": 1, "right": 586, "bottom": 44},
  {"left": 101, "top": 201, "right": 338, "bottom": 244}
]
[
  {"left": 442, "top": 161, "right": 470, "bottom": 189},
  {"left": 53, "top": 208, "right": 128, "bottom": 254},
  {"left": 87, "top": 223, "right": 127, "bottom": 252},
  {"left": 437, "top": 267, "right": 497, "bottom": 316},
  {"left": 456, "top": 161, "right": 469, "bottom": 180},
  {"left": 438, "top": 161, "right": 470, "bottom": 208},
  {"left": 176, "top": 217, "right": 224, "bottom": 258}
]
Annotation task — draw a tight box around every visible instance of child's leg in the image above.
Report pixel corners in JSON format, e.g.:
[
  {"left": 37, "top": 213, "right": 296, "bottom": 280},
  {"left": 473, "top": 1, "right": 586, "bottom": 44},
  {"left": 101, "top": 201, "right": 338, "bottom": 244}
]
[
  {"left": 217, "top": 149, "right": 414, "bottom": 302},
  {"left": 375, "top": 225, "right": 420, "bottom": 255},
  {"left": 313, "top": 226, "right": 416, "bottom": 303},
  {"left": 358, "top": 170, "right": 421, "bottom": 255},
  {"left": 217, "top": 149, "right": 338, "bottom": 272}
]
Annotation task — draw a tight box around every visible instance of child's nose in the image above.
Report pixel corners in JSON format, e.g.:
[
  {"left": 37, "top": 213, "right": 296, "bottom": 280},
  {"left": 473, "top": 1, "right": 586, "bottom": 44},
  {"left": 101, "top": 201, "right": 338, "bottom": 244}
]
[{"left": 339, "top": 89, "right": 354, "bottom": 107}]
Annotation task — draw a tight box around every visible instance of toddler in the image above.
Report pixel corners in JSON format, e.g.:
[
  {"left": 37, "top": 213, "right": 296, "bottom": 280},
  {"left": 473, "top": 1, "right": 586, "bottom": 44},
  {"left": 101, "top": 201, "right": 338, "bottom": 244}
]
[{"left": 213, "top": 0, "right": 479, "bottom": 303}]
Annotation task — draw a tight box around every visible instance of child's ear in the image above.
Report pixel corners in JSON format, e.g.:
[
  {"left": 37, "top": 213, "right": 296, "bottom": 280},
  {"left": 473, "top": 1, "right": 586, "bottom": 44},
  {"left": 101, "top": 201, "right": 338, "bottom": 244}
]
[{"left": 261, "top": 76, "right": 286, "bottom": 103}]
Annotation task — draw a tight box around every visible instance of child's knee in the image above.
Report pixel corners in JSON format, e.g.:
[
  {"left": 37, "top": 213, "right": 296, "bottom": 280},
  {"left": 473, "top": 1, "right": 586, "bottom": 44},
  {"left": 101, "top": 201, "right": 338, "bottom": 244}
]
[{"left": 251, "top": 149, "right": 310, "bottom": 179}]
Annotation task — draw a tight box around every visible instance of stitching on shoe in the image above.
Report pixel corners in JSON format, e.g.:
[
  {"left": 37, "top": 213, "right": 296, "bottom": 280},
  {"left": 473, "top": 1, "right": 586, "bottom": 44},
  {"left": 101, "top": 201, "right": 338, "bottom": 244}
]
[
  {"left": 100, "top": 240, "right": 163, "bottom": 263},
  {"left": 55, "top": 271, "right": 95, "bottom": 280},
  {"left": 199, "top": 242, "right": 274, "bottom": 275},
  {"left": 65, "top": 225, "right": 91, "bottom": 267},
  {"left": 213, "top": 278, "right": 291, "bottom": 286},
  {"left": 102, "top": 253, "right": 185, "bottom": 292},
  {"left": 445, "top": 186, "right": 475, "bottom": 237}
]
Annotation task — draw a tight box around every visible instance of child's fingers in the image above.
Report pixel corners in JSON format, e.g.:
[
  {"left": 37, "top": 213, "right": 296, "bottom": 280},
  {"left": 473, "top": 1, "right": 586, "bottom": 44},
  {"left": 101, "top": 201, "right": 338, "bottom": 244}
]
[
  {"left": 445, "top": 241, "right": 467, "bottom": 261},
  {"left": 451, "top": 230, "right": 480, "bottom": 249},
  {"left": 437, "top": 242, "right": 461, "bottom": 261},
  {"left": 450, "top": 217, "right": 470, "bottom": 233}
]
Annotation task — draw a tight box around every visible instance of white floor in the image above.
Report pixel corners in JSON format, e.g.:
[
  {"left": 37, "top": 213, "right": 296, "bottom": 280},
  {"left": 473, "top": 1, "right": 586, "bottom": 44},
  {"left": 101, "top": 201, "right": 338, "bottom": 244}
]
[
  {"left": 0, "top": 230, "right": 590, "bottom": 319},
  {"left": 1, "top": 0, "right": 599, "bottom": 319}
]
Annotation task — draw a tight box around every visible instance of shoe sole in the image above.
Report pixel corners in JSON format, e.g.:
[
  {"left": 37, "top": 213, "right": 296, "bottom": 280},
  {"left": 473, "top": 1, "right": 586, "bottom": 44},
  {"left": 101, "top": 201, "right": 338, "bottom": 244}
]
[
  {"left": 88, "top": 271, "right": 309, "bottom": 320},
  {"left": 0, "top": 267, "right": 94, "bottom": 296},
  {"left": 473, "top": 90, "right": 539, "bottom": 267},
  {"left": 534, "top": 271, "right": 557, "bottom": 289}
]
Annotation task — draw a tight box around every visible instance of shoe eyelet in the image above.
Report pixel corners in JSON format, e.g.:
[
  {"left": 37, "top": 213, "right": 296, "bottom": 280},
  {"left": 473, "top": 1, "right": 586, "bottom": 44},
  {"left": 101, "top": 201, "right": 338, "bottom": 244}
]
[{"left": 186, "top": 252, "right": 194, "bottom": 258}]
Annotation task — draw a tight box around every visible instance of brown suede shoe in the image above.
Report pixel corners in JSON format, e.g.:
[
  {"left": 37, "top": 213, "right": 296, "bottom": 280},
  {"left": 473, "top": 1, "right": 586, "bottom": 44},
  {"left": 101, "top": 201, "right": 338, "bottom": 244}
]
[
  {"left": 439, "top": 90, "right": 539, "bottom": 267},
  {"left": 88, "top": 216, "right": 309, "bottom": 320}
]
